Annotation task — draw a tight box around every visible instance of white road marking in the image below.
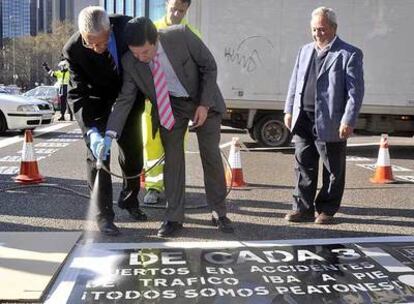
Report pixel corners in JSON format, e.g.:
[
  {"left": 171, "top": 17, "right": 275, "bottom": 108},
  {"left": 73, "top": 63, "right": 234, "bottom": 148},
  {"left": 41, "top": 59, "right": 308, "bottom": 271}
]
[
  {"left": 396, "top": 176, "right": 414, "bottom": 183},
  {"left": 357, "top": 163, "right": 413, "bottom": 172},
  {"left": 0, "top": 123, "right": 73, "bottom": 149},
  {"left": 47, "top": 138, "right": 79, "bottom": 142},
  {"left": 392, "top": 165, "right": 413, "bottom": 172},
  {"left": 0, "top": 166, "right": 19, "bottom": 174},
  {"left": 57, "top": 134, "right": 82, "bottom": 139},
  {"left": 17, "top": 148, "right": 59, "bottom": 155},
  {"left": 357, "top": 245, "right": 414, "bottom": 273},
  {"left": 35, "top": 143, "right": 70, "bottom": 148},
  {"left": 356, "top": 163, "right": 376, "bottom": 171},
  {"left": 347, "top": 142, "right": 379, "bottom": 147},
  {"left": 0, "top": 156, "right": 21, "bottom": 162},
  {"left": 346, "top": 156, "right": 371, "bottom": 162},
  {"left": 68, "top": 129, "right": 82, "bottom": 134}
]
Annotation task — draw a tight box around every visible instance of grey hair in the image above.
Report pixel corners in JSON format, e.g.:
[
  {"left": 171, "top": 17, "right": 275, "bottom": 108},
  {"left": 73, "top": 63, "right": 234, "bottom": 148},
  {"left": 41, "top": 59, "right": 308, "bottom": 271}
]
[
  {"left": 311, "top": 6, "right": 337, "bottom": 27},
  {"left": 78, "top": 6, "right": 110, "bottom": 34}
]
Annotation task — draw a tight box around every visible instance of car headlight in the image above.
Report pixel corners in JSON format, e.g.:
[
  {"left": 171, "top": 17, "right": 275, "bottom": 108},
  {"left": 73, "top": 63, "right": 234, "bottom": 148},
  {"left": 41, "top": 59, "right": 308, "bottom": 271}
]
[{"left": 17, "top": 105, "right": 38, "bottom": 112}]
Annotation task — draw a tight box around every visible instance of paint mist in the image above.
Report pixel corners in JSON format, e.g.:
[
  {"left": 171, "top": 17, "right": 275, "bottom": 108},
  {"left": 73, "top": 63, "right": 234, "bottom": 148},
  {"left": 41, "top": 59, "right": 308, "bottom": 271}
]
[{"left": 84, "top": 171, "right": 100, "bottom": 240}]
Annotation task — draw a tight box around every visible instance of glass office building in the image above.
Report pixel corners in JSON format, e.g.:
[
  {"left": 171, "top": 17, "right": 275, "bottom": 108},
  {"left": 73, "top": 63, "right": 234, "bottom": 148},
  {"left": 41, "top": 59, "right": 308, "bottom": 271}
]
[
  {"left": 101, "top": 0, "right": 165, "bottom": 20},
  {"left": 2, "top": 0, "right": 31, "bottom": 38}
]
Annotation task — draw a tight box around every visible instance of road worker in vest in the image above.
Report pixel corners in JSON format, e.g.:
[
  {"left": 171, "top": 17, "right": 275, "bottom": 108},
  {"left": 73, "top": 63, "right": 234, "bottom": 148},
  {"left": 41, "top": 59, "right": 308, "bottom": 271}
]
[
  {"left": 42, "top": 60, "right": 73, "bottom": 121},
  {"left": 143, "top": 0, "right": 201, "bottom": 204}
]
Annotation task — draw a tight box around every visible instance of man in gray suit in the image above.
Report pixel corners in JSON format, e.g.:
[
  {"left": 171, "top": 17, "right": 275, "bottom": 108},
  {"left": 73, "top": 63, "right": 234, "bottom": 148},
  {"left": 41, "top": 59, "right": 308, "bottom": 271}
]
[
  {"left": 99, "top": 17, "right": 234, "bottom": 237},
  {"left": 284, "top": 7, "right": 364, "bottom": 224}
]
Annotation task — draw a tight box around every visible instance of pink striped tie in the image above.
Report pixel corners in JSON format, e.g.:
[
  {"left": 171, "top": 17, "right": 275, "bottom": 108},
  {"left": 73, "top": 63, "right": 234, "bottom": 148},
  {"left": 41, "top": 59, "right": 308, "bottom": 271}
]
[{"left": 150, "top": 54, "right": 175, "bottom": 130}]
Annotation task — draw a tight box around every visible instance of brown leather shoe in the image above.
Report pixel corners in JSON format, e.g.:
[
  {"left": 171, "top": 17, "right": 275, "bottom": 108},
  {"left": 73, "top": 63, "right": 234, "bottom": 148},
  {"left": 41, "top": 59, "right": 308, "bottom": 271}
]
[
  {"left": 315, "top": 213, "right": 335, "bottom": 225},
  {"left": 284, "top": 210, "right": 315, "bottom": 222}
]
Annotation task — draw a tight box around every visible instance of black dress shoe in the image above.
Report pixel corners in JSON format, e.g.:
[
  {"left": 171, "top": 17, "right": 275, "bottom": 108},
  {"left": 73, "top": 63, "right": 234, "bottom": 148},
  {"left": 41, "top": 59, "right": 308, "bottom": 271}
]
[
  {"left": 126, "top": 207, "right": 147, "bottom": 221},
  {"left": 97, "top": 221, "right": 120, "bottom": 236},
  {"left": 212, "top": 216, "right": 235, "bottom": 233},
  {"left": 157, "top": 221, "right": 183, "bottom": 237},
  {"left": 58, "top": 116, "right": 65, "bottom": 121}
]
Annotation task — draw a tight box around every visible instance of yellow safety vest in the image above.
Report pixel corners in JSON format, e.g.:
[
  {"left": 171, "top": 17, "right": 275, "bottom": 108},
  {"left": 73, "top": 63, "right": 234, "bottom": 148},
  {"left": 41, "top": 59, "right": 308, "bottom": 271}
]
[
  {"left": 154, "top": 16, "right": 202, "bottom": 38},
  {"left": 50, "top": 70, "right": 70, "bottom": 86}
]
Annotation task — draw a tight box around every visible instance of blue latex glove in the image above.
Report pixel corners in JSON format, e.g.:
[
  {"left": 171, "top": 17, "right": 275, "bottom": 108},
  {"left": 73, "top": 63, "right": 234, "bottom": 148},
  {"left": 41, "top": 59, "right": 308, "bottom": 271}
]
[
  {"left": 96, "top": 135, "right": 113, "bottom": 161},
  {"left": 88, "top": 128, "right": 103, "bottom": 159}
]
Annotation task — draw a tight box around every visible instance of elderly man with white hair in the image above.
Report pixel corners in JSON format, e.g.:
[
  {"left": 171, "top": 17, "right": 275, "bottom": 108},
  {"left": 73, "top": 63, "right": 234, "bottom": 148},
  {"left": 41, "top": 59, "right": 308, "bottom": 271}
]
[
  {"left": 62, "top": 6, "right": 146, "bottom": 236},
  {"left": 284, "top": 6, "right": 364, "bottom": 224}
]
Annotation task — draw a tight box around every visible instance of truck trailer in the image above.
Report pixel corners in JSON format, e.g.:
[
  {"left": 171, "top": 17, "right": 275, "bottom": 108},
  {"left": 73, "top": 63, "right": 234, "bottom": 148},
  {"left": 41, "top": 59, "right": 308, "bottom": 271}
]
[{"left": 188, "top": 0, "right": 414, "bottom": 146}]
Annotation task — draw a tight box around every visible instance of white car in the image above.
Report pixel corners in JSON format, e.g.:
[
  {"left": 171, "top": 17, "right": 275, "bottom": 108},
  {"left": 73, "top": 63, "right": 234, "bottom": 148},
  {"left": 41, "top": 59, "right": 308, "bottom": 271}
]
[{"left": 0, "top": 90, "right": 55, "bottom": 133}]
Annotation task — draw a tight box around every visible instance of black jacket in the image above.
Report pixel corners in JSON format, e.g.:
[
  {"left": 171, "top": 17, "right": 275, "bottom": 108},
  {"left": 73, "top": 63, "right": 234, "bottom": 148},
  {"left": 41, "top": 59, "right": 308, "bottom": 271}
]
[{"left": 62, "top": 15, "right": 143, "bottom": 135}]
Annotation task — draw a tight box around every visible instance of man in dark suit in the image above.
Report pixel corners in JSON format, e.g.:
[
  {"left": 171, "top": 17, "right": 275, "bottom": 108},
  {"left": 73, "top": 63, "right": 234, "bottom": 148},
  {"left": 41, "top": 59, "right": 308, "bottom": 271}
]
[
  {"left": 98, "top": 17, "right": 234, "bottom": 237},
  {"left": 284, "top": 7, "right": 364, "bottom": 224},
  {"left": 62, "top": 6, "right": 147, "bottom": 236}
]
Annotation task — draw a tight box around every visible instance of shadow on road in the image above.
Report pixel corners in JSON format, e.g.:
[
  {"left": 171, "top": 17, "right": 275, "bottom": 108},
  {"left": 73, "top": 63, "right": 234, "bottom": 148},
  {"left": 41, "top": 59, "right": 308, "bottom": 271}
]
[{"left": 1, "top": 173, "right": 412, "bottom": 242}]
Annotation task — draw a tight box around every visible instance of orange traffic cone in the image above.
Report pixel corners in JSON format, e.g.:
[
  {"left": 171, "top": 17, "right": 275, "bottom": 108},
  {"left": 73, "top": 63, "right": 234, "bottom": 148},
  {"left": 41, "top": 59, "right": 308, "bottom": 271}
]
[
  {"left": 14, "top": 130, "right": 44, "bottom": 184},
  {"left": 225, "top": 137, "right": 246, "bottom": 187},
  {"left": 370, "top": 134, "right": 395, "bottom": 184}
]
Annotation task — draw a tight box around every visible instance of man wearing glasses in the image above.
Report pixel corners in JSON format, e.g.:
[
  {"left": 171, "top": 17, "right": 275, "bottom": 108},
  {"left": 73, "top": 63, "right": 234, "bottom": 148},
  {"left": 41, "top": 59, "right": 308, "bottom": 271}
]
[{"left": 62, "top": 6, "right": 146, "bottom": 236}]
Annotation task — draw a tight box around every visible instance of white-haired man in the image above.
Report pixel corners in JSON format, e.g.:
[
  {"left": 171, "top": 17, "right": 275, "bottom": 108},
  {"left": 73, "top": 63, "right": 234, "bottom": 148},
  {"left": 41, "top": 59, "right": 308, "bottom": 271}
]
[
  {"left": 62, "top": 6, "right": 146, "bottom": 236},
  {"left": 284, "top": 7, "right": 364, "bottom": 224}
]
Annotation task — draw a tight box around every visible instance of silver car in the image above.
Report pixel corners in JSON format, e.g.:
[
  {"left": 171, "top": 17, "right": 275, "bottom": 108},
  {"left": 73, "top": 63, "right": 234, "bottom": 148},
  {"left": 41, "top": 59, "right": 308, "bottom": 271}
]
[{"left": 23, "top": 86, "right": 60, "bottom": 110}]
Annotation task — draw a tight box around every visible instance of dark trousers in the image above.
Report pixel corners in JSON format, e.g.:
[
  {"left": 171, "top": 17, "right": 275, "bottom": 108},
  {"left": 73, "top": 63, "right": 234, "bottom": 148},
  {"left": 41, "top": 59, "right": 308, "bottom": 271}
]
[
  {"left": 292, "top": 111, "right": 346, "bottom": 215},
  {"left": 159, "top": 97, "right": 227, "bottom": 222},
  {"left": 86, "top": 105, "right": 143, "bottom": 224},
  {"left": 59, "top": 94, "right": 73, "bottom": 118}
]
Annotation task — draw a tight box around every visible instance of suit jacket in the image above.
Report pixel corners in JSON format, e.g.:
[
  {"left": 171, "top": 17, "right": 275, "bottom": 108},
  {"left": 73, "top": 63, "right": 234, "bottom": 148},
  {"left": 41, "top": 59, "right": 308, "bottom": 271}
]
[
  {"left": 107, "top": 24, "right": 226, "bottom": 138},
  {"left": 284, "top": 37, "right": 364, "bottom": 142},
  {"left": 62, "top": 15, "right": 137, "bottom": 135}
]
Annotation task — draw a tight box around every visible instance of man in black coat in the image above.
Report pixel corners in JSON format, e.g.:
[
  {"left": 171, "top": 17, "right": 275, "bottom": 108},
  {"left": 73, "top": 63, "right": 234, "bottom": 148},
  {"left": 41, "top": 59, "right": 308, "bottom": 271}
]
[{"left": 62, "top": 6, "right": 146, "bottom": 236}]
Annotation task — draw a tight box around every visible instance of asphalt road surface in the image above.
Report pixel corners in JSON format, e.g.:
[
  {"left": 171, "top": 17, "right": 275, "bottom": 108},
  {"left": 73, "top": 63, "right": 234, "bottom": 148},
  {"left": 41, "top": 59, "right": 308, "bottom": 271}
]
[{"left": 1, "top": 120, "right": 413, "bottom": 244}]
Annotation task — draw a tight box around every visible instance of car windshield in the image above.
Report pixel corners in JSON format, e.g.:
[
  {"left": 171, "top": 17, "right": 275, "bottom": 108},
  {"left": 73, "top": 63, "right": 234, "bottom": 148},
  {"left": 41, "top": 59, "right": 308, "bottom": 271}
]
[
  {"left": 23, "top": 88, "right": 39, "bottom": 97},
  {"left": 23, "top": 87, "right": 55, "bottom": 98}
]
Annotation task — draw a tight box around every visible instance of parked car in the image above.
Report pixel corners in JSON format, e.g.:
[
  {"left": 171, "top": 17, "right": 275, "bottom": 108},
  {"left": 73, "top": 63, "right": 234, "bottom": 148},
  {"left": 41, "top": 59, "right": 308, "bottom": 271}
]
[
  {"left": 0, "top": 85, "right": 21, "bottom": 95},
  {"left": 0, "top": 91, "right": 54, "bottom": 133},
  {"left": 23, "top": 85, "right": 60, "bottom": 110}
]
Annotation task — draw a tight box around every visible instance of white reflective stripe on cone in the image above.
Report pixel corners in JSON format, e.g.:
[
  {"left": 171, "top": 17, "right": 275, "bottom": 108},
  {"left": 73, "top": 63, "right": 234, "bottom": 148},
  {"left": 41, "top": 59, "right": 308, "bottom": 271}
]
[
  {"left": 376, "top": 148, "right": 391, "bottom": 167},
  {"left": 228, "top": 146, "right": 242, "bottom": 168},
  {"left": 21, "top": 142, "right": 36, "bottom": 162}
]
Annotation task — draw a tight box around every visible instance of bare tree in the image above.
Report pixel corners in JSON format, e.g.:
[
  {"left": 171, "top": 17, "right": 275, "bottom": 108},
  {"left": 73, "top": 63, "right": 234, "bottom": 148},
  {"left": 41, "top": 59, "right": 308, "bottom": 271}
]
[{"left": 0, "top": 21, "right": 74, "bottom": 90}]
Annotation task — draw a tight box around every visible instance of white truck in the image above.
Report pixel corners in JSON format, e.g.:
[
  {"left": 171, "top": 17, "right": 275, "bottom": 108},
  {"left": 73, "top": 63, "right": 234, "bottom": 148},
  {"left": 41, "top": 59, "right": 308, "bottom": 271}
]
[{"left": 188, "top": 0, "right": 414, "bottom": 146}]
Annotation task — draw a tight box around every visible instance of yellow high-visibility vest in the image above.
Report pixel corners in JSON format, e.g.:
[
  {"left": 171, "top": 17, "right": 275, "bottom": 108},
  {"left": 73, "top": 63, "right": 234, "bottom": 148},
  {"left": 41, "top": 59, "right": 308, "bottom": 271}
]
[
  {"left": 154, "top": 16, "right": 202, "bottom": 38},
  {"left": 49, "top": 70, "right": 70, "bottom": 86}
]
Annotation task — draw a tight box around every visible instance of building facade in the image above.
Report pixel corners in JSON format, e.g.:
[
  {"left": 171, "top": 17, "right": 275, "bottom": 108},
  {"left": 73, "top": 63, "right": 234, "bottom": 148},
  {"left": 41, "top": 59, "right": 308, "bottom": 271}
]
[
  {"left": 2, "top": 0, "right": 32, "bottom": 39},
  {"left": 101, "top": 0, "right": 165, "bottom": 20},
  {"left": 0, "top": 1, "right": 2, "bottom": 48}
]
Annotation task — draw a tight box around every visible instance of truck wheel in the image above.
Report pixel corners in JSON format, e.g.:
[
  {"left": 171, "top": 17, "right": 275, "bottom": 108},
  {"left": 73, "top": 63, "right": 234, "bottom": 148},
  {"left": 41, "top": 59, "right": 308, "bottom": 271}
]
[
  {"left": 253, "top": 115, "right": 290, "bottom": 147},
  {"left": 0, "top": 111, "right": 7, "bottom": 133}
]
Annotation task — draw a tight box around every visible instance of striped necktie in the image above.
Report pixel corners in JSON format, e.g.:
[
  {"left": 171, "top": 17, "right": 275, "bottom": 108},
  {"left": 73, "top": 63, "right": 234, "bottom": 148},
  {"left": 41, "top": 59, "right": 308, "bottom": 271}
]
[{"left": 150, "top": 54, "right": 175, "bottom": 130}]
